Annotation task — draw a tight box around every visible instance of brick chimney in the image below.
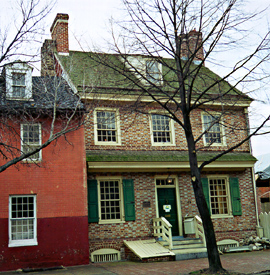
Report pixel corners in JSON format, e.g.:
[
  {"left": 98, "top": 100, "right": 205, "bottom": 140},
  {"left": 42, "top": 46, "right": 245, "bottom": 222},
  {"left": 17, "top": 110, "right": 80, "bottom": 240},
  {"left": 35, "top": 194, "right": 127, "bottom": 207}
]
[
  {"left": 50, "top": 13, "right": 69, "bottom": 54},
  {"left": 41, "top": 39, "right": 56, "bottom": 76},
  {"left": 180, "top": 29, "right": 204, "bottom": 62}
]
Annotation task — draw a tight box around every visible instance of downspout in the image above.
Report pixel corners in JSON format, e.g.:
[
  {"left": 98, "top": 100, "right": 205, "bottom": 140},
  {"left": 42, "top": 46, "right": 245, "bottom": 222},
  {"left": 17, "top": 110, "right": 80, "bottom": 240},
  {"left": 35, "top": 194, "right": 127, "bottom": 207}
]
[
  {"left": 252, "top": 166, "right": 260, "bottom": 227},
  {"left": 245, "top": 107, "right": 262, "bottom": 232}
]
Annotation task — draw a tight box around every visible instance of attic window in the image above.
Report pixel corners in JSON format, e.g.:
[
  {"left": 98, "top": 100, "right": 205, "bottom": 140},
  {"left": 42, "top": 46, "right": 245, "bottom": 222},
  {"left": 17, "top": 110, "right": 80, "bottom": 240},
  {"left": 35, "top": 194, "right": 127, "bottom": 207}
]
[
  {"left": 5, "top": 62, "right": 33, "bottom": 100},
  {"left": 146, "top": 60, "right": 162, "bottom": 85},
  {"left": 12, "top": 73, "right": 26, "bottom": 98}
]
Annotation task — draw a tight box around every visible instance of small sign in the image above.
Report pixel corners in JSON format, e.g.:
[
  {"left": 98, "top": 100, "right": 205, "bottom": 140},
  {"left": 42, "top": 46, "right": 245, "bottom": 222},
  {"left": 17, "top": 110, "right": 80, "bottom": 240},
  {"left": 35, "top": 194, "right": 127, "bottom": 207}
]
[
  {"left": 143, "top": 201, "right": 151, "bottom": 208},
  {"left": 163, "top": 205, "right": 171, "bottom": 212}
]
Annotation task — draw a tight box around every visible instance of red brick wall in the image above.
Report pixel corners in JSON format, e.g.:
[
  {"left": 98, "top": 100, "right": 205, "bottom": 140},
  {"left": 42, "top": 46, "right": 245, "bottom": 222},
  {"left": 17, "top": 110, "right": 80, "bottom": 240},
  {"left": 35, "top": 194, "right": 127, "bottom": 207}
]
[
  {"left": 85, "top": 102, "right": 250, "bottom": 152},
  {"left": 256, "top": 186, "right": 270, "bottom": 214},
  {"left": 179, "top": 169, "right": 257, "bottom": 241},
  {"left": 88, "top": 169, "right": 257, "bottom": 259},
  {"left": 0, "top": 118, "right": 89, "bottom": 271},
  {"left": 50, "top": 13, "right": 69, "bottom": 54},
  {"left": 0, "top": 217, "right": 89, "bottom": 271},
  {"left": 0, "top": 119, "right": 87, "bottom": 219}
]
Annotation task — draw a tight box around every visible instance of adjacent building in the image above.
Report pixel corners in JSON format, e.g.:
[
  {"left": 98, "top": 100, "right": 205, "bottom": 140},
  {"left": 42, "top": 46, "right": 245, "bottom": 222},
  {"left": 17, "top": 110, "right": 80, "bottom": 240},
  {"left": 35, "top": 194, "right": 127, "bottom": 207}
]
[{"left": 0, "top": 61, "right": 89, "bottom": 271}]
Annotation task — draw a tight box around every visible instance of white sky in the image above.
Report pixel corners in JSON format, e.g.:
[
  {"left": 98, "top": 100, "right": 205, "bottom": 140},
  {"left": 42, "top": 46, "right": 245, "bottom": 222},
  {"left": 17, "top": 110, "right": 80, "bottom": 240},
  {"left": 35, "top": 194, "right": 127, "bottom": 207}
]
[{"left": 1, "top": 0, "right": 270, "bottom": 157}]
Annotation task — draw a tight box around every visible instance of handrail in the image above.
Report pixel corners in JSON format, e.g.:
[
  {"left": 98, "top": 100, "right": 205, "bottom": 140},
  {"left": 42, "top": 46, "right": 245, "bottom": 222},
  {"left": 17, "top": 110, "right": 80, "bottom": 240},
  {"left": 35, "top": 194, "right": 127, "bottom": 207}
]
[
  {"left": 153, "top": 217, "right": 173, "bottom": 250},
  {"left": 194, "top": 215, "right": 206, "bottom": 246}
]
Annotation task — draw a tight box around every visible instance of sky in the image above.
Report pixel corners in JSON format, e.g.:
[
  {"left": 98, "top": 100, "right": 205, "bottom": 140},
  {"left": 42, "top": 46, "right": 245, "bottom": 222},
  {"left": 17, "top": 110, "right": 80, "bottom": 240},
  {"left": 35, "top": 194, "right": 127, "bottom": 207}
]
[{"left": 1, "top": 0, "right": 270, "bottom": 157}]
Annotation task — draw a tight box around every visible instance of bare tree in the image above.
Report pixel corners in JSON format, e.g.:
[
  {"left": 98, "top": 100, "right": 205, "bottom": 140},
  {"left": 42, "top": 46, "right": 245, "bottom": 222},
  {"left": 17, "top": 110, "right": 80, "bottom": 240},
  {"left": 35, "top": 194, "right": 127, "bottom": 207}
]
[
  {"left": 85, "top": 0, "right": 270, "bottom": 273},
  {"left": 0, "top": 0, "right": 56, "bottom": 68},
  {"left": 0, "top": 1, "right": 88, "bottom": 173},
  {"left": 0, "top": 63, "right": 85, "bottom": 173}
]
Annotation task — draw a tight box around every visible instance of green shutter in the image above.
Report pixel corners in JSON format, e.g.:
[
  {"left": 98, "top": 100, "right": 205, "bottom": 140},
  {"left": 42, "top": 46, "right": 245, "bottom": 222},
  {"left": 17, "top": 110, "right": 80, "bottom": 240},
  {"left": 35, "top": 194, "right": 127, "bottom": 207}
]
[
  {"left": 201, "top": 178, "right": 210, "bottom": 213},
  {"left": 87, "top": 179, "right": 99, "bottom": 222},
  {"left": 123, "top": 179, "right": 136, "bottom": 221},
  {"left": 229, "top": 177, "right": 242, "bottom": 216}
]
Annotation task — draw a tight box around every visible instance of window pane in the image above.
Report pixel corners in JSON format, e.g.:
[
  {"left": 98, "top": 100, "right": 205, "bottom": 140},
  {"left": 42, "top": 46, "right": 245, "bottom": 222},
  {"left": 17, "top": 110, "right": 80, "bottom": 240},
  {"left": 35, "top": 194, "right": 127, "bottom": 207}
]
[
  {"left": 96, "top": 111, "right": 117, "bottom": 142},
  {"left": 12, "top": 73, "right": 26, "bottom": 98},
  {"left": 146, "top": 60, "right": 161, "bottom": 84},
  {"left": 152, "top": 115, "right": 171, "bottom": 143},
  {"left": 209, "top": 179, "right": 228, "bottom": 215},
  {"left": 100, "top": 180, "right": 121, "bottom": 220},
  {"left": 203, "top": 115, "right": 222, "bottom": 144},
  {"left": 10, "top": 196, "right": 35, "bottom": 241},
  {"left": 21, "top": 124, "right": 41, "bottom": 160}
]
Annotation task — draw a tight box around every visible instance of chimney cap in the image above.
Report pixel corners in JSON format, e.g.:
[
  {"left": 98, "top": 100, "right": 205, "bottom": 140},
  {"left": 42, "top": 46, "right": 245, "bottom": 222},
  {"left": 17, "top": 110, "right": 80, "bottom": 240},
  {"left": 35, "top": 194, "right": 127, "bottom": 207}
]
[
  {"left": 50, "top": 13, "right": 69, "bottom": 33},
  {"left": 188, "top": 29, "right": 202, "bottom": 36}
]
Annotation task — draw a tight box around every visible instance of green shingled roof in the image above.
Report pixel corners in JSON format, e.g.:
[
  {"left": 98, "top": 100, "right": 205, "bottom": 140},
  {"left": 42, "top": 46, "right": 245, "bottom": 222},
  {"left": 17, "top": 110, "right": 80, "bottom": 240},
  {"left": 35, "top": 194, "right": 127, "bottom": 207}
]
[
  {"left": 86, "top": 150, "right": 256, "bottom": 163},
  {"left": 58, "top": 51, "right": 251, "bottom": 102}
]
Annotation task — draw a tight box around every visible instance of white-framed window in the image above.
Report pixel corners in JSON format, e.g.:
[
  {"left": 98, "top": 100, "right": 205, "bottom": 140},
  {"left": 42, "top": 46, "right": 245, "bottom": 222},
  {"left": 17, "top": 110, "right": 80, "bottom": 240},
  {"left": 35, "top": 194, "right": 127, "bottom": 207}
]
[
  {"left": 21, "top": 124, "right": 42, "bottom": 161},
  {"left": 203, "top": 176, "right": 242, "bottom": 217},
  {"left": 202, "top": 113, "right": 225, "bottom": 146},
  {"left": 203, "top": 175, "right": 233, "bottom": 218},
  {"left": 9, "top": 195, "right": 37, "bottom": 247},
  {"left": 96, "top": 177, "right": 125, "bottom": 223},
  {"left": 150, "top": 114, "right": 175, "bottom": 146},
  {"left": 5, "top": 62, "right": 33, "bottom": 99},
  {"left": 146, "top": 60, "right": 162, "bottom": 85},
  {"left": 88, "top": 178, "right": 135, "bottom": 224},
  {"left": 209, "top": 177, "right": 230, "bottom": 215},
  {"left": 12, "top": 73, "right": 26, "bottom": 98},
  {"left": 94, "top": 109, "right": 121, "bottom": 145},
  {"left": 99, "top": 178, "right": 123, "bottom": 222}
]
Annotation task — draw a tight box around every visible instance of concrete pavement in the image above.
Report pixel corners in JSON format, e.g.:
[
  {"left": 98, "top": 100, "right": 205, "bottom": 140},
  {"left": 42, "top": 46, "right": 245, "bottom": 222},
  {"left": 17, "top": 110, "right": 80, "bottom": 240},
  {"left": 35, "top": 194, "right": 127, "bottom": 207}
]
[{"left": 1, "top": 249, "right": 270, "bottom": 275}]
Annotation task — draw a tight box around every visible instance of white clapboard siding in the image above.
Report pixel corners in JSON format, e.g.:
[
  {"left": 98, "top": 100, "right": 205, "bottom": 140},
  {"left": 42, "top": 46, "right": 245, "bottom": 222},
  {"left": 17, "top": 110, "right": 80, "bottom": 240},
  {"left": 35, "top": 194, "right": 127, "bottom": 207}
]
[{"left": 259, "top": 212, "right": 270, "bottom": 239}]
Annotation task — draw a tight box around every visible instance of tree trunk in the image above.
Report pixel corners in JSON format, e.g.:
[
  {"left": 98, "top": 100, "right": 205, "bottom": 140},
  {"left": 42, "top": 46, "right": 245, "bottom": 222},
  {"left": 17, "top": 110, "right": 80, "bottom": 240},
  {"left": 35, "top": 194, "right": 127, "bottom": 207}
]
[{"left": 184, "top": 114, "right": 224, "bottom": 273}]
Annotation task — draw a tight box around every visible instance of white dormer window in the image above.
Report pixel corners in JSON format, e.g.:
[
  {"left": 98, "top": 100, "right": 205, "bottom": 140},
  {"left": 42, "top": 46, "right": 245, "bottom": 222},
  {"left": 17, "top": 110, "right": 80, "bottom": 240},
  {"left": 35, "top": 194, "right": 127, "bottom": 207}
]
[
  {"left": 5, "top": 62, "right": 33, "bottom": 99},
  {"left": 12, "top": 73, "right": 26, "bottom": 98},
  {"left": 124, "top": 56, "right": 163, "bottom": 85},
  {"left": 146, "top": 60, "right": 162, "bottom": 85}
]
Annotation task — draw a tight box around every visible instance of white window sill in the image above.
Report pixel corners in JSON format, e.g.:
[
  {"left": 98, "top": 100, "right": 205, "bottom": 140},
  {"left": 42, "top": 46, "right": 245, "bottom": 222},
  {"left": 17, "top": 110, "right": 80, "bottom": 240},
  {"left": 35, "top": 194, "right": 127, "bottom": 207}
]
[
  {"left": 9, "top": 240, "right": 38, "bottom": 247},
  {"left": 6, "top": 97, "right": 33, "bottom": 101},
  {"left": 98, "top": 220, "right": 125, "bottom": 225},
  {"left": 151, "top": 143, "right": 175, "bottom": 146},
  {"left": 95, "top": 142, "right": 121, "bottom": 146},
  {"left": 211, "top": 215, "right": 233, "bottom": 219},
  {"left": 204, "top": 142, "right": 226, "bottom": 147},
  {"left": 22, "top": 159, "right": 42, "bottom": 163}
]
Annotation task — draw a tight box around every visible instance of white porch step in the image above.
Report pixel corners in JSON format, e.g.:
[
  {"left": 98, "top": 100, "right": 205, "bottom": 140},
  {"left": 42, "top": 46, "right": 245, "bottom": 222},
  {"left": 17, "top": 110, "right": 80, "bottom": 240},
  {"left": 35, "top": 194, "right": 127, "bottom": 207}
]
[
  {"left": 159, "top": 237, "right": 208, "bottom": 261},
  {"left": 159, "top": 237, "right": 202, "bottom": 247}
]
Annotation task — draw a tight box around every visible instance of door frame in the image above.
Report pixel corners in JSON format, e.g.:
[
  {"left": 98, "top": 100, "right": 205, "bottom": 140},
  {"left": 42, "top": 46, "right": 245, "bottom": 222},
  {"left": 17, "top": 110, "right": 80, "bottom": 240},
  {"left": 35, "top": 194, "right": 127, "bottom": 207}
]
[{"left": 155, "top": 175, "right": 183, "bottom": 236}]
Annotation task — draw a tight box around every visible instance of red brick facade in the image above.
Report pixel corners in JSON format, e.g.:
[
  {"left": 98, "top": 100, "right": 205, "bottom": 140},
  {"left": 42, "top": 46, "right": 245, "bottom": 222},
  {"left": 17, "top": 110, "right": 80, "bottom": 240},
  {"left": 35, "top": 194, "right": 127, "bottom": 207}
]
[
  {"left": 85, "top": 102, "right": 250, "bottom": 152},
  {"left": 87, "top": 169, "right": 257, "bottom": 259},
  {"left": 41, "top": 12, "right": 257, "bottom": 264},
  {"left": 0, "top": 118, "right": 89, "bottom": 271}
]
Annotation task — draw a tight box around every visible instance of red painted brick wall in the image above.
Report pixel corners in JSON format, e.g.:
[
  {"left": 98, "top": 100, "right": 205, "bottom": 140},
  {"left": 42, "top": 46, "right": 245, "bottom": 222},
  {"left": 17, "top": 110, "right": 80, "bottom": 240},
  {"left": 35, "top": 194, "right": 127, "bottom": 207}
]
[{"left": 0, "top": 117, "right": 89, "bottom": 271}]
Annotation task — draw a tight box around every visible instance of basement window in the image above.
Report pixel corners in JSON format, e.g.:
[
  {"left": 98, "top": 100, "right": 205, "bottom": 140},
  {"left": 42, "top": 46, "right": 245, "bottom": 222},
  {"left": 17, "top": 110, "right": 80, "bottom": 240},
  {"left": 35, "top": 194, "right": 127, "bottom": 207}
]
[{"left": 91, "top": 248, "right": 121, "bottom": 263}]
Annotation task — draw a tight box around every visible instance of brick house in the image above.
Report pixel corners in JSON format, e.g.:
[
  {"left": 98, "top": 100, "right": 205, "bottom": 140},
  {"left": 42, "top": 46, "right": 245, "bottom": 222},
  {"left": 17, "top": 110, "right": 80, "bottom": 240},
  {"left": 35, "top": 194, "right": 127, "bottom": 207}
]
[
  {"left": 41, "top": 13, "right": 259, "bottom": 262},
  {"left": 0, "top": 61, "right": 89, "bottom": 271}
]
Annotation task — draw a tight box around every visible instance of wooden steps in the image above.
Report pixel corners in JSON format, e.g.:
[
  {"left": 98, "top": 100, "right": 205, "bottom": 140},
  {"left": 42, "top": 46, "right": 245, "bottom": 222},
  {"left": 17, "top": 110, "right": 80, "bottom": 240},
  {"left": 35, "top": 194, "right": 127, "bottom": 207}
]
[{"left": 159, "top": 237, "right": 208, "bottom": 261}]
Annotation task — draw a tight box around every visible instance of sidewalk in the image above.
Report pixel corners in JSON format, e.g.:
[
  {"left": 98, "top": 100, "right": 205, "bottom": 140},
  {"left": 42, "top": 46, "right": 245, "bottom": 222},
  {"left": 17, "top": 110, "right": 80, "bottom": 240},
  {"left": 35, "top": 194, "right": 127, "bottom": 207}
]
[{"left": 1, "top": 249, "right": 270, "bottom": 275}]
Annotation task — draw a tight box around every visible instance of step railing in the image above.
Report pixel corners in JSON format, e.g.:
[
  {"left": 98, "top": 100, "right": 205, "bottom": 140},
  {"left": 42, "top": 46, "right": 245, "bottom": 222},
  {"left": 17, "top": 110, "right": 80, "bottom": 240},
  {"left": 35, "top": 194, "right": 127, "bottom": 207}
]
[
  {"left": 194, "top": 215, "right": 206, "bottom": 246},
  {"left": 153, "top": 217, "right": 173, "bottom": 250}
]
